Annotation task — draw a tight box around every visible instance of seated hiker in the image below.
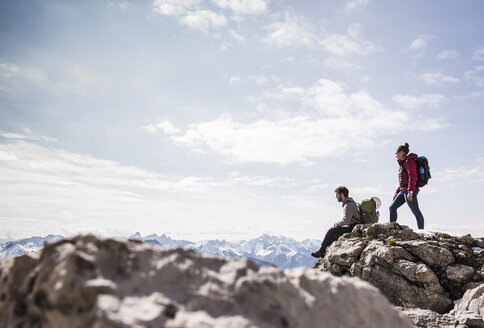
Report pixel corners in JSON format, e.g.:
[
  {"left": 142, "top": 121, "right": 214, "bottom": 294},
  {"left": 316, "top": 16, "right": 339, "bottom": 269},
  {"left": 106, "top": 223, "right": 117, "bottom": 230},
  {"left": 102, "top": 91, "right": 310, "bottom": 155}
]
[{"left": 311, "top": 186, "right": 361, "bottom": 258}]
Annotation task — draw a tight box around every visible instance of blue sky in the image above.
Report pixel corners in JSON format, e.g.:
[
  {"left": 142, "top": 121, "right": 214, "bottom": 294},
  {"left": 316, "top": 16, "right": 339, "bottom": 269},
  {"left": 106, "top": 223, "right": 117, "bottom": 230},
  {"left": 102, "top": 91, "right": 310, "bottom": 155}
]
[{"left": 1, "top": 0, "right": 484, "bottom": 241}]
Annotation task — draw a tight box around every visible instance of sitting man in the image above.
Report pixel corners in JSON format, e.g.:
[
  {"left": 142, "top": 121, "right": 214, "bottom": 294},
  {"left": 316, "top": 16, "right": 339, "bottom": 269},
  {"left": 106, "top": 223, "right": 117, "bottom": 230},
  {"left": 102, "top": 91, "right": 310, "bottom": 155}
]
[{"left": 311, "top": 186, "right": 361, "bottom": 258}]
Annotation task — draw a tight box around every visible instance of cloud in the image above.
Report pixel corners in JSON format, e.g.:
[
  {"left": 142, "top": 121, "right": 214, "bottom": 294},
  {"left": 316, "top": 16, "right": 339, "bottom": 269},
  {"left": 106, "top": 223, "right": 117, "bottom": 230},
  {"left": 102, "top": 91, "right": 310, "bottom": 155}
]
[
  {"left": 472, "top": 46, "right": 484, "bottom": 61},
  {"left": 152, "top": 0, "right": 201, "bottom": 16},
  {"left": 437, "top": 50, "right": 459, "bottom": 59},
  {"left": 263, "top": 15, "right": 378, "bottom": 59},
  {"left": 407, "top": 35, "right": 434, "bottom": 57},
  {"left": 152, "top": 0, "right": 267, "bottom": 31},
  {"left": 346, "top": 0, "right": 370, "bottom": 11},
  {"left": 180, "top": 10, "right": 227, "bottom": 30},
  {"left": 263, "top": 13, "right": 316, "bottom": 47},
  {"left": 211, "top": 0, "right": 268, "bottom": 15},
  {"left": 147, "top": 79, "right": 445, "bottom": 164},
  {"left": 229, "top": 76, "right": 242, "bottom": 84},
  {"left": 392, "top": 94, "right": 447, "bottom": 109},
  {"left": 0, "top": 139, "right": 326, "bottom": 240},
  {"left": 229, "top": 29, "right": 246, "bottom": 42},
  {"left": 319, "top": 24, "right": 378, "bottom": 57},
  {"left": 420, "top": 72, "right": 459, "bottom": 86},
  {"left": 0, "top": 130, "right": 58, "bottom": 143},
  {"left": 464, "top": 66, "right": 484, "bottom": 88},
  {"left": 63, "top": 64, "right": 111, "bottom": 92},
  {"left": 143, "top": 120, "right": 181, "bottom": 135},
  {"left": 0, "top": 60, "right": 46, "bottom": 93}
]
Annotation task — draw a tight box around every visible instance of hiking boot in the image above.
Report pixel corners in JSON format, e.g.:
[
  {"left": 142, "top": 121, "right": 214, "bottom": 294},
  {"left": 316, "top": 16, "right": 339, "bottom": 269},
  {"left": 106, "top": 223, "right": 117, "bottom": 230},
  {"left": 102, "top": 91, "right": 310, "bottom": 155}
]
[{"left": 311, "top": 250, "right": 325, "bottom": 258}]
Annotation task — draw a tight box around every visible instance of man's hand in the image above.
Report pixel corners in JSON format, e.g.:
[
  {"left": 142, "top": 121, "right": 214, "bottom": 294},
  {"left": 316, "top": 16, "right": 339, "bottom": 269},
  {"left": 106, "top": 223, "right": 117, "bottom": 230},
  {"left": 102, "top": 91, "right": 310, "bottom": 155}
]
[{"left": 407, "top": 192, "right": 413, "bottom": 202}]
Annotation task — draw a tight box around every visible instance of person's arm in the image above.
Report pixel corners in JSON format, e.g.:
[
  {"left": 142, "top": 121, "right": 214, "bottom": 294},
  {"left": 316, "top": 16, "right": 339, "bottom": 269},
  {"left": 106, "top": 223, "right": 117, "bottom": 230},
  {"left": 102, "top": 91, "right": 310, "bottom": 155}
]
[
  {"left": 405, "top": 159, "right": 418, "bottom": 201},
  {"left": 334, "top": 204, "right": 351, "bottom": 227}
]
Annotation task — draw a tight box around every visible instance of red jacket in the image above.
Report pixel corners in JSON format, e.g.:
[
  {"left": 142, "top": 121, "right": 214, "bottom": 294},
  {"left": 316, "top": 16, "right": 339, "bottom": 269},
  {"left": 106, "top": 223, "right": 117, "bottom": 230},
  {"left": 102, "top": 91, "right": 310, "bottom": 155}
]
[{"left": 396, "top": 153, "right": 419, "bottom": 194}]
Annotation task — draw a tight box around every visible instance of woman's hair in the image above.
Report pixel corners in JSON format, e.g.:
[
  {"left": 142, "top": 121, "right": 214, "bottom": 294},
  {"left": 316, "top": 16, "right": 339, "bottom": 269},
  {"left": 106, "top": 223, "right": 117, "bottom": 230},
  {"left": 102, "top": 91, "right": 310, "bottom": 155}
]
[{"left": 397, "top": 142, "right": 410, "bottom": 154}]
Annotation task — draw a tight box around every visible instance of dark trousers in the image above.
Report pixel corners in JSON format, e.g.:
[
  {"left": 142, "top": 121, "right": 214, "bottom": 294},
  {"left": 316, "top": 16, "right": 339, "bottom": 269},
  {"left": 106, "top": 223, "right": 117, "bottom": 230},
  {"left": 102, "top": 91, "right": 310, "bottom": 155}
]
[
  {"left": 318, "top": 225, "right": 355, "bottom": 254},
  {"left": 389, "top": 191, "right": 425, "bottom": 229}
]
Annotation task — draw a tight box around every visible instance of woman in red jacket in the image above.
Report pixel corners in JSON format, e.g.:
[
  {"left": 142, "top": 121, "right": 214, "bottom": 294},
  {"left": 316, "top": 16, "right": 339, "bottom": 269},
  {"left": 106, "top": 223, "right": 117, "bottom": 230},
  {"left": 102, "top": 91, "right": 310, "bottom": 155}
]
[{"left": 389, "top": 143, "right": 425, "bottom": 229}]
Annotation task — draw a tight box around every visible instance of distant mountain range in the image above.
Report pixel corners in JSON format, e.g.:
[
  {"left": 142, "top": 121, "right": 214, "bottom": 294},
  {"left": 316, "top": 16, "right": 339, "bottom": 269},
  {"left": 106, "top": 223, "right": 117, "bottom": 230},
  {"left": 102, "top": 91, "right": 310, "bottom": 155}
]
[{"left": 0, "top": 233, "right": 321, "bottom": 269}]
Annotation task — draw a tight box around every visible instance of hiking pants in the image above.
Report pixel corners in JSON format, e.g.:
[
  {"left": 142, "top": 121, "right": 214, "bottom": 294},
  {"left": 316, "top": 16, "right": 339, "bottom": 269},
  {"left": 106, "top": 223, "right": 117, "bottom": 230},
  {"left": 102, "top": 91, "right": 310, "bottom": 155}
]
[
  {"left": 389, "top": 191, "right": 424, "bottom": 229},
  {"left": 318, "top": 224, "right": 356, "bottom": 254}
]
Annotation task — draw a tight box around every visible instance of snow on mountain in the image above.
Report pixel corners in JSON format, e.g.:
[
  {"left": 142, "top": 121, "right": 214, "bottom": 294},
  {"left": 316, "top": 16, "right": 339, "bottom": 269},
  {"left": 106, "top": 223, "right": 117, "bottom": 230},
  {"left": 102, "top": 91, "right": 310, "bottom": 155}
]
[
  {"left": 130, "top": 233, "right": 320, "bottom": 269},
  {"left": 0, "top": 234, "right": 63, "bottom": 259},
  {"left": 1, "top": 233, "right": 319, "bottom": 269}
]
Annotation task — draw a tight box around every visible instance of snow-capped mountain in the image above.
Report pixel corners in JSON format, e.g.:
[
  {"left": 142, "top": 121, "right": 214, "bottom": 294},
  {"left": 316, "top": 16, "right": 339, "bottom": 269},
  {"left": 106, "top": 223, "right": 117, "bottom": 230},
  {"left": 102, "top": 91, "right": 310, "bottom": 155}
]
[
  {"left": 0, "top": 233, "right": 319, "bottom": 269},
  {"left": 130, "top": 232, "right": 320, "bottom": 269},
  {"left": 0, "top": 235, "right": 63, "bottom": 259}
]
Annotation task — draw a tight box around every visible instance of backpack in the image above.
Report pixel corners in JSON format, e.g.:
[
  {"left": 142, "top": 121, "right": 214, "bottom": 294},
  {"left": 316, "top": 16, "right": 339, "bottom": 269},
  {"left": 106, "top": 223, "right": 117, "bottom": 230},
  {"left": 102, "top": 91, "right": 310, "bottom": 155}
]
[
  {"left": 414, "top": 156, "right": 431, "bottom": 187},
  {"left": 359, "top": 199, "right": 379, "bottom": 224}
]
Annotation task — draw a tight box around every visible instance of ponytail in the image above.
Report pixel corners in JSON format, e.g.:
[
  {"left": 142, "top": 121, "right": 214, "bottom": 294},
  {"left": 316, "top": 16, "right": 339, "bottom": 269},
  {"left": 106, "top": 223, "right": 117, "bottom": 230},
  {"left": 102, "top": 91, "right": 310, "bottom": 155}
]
[{"left": 397, "top": 143, "right": 410, "bottom": 155}]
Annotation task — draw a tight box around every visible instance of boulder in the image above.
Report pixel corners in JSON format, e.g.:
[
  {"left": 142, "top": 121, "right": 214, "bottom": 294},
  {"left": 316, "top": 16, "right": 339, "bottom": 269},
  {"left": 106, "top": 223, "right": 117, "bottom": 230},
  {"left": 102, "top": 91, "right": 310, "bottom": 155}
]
[
  {"left": 317, "top": 223, "right": 484, "bottom": 314},
  {"left": 0, "top": 235, "right": 414, "bottom": 328},
  {"left": 451, "top": 284, "right": 484, "bottom": 327}
]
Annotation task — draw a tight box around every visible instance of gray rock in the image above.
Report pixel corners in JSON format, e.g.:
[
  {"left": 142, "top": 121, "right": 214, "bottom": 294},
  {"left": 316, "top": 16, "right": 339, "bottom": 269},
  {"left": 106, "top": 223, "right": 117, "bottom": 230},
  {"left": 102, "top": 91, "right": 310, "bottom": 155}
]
[
  {"left": 317, "top": 223, "right": 484, "bottom": 313},
  {"left": 397, "top": 240, "right": 455, "bottom": 269},
  {"left": 447, "top": 265, "right": 476, "bottom": 283},
  {"left": 0, "top": 235, "right": 414, "bottom": 328},
  {"left": 398, "top": 307, "right": 456, "bottom": 328},
  {"left": 452, "top": 284, "right": 484, "bottom": 325}
]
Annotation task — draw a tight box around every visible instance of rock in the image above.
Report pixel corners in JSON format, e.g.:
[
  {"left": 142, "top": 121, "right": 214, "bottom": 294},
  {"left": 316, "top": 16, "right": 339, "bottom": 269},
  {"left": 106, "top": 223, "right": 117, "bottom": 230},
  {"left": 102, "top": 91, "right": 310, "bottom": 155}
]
[
  {"left": 0, "top": 235, "right": 414, "bottom": 328},
  {"left": 398, "top": 307, "right": 456, "bottom": 328},
  {"left": 397, "top": 240, "right": 455, "bottom": 270},
  {"left": 451, "top": 284, "right": 484, "bottom": 326},
  {"left": 317, "top": 223, "right": 484, "bottom": 314},
  {"left": 447, "top": 265, "right": 476, "bottom": 283}
]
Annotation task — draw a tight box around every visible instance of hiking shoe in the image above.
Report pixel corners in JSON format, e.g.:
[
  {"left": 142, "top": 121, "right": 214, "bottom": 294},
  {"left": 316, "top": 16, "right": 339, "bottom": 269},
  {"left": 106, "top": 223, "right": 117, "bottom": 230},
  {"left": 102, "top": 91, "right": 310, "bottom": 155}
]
[{"left": 311, "top": 250, "right": 325, "bottom": 258}]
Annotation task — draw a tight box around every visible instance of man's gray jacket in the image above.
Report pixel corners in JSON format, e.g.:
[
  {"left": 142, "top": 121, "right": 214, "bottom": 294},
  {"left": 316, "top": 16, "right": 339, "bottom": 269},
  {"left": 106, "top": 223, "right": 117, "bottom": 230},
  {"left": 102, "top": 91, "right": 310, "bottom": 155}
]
[{"left": 334, "top": 197, "right": 361, "bottom": 227}]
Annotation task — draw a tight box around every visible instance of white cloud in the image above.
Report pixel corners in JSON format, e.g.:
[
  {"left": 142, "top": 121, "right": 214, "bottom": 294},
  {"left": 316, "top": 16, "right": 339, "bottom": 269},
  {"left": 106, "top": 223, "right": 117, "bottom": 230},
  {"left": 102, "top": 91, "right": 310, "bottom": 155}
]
[
  {"left": 180, "top": 10, "right": 227, "bottom": 31},
  {"left": 149, "top": 79, "right": 445, "bottom": 164},
  {"left": 229, "top": 76, "right": 242, "bottom": 84},
  {"left": 263, "top": 13, "right": 315, "bottom": 47},
  {"left": 229, "top": 29, "right": 246, "bottom": 42},
  {"left": 437, "top": 50, "right": 459, "bottom": 59},
  {"left": 319, "top": 25, "right": 378, "bottom": 57},
  {"left": 472, "top": 46, "right": 484, "bottom": 61},
  {"left": 152, "top": 0, "right": 201, "bottom": 16},
  {"left": 143, "top": 120, "right": 180, "bottom": 135},
  {"left": 346, "top": 0, "right": 369, "bottom": 11},
  {"left": 64, "top": 64, "right": 111, "bottom": 92},
  {"left": 465, "top": 66, "right": 484, "bottom": 88},
  {"left": 392, "top": 94, "right": 447, "bottom": 109},
  {"left": 263, "top": 15, "right": 377, "bottom": 58},
  {"left": 0, "top": 60, "right": 46, "bottom": 93},
  {"left": 407, "top": 35, "right": 434, "bottom": 57},
  {"left": 0, "top": 140, "right": 327, "bottom": 240},
  {"left": 211, "top": 0, "right": 268, "bottom": 15},
  {"left": 0, "top": 130, "right": 58, "bottom": 143},
  {"left": 322, "top": 57, "right": 360, "bottom": 71},
  {"left": 420, "top": 72, "right": 459, "bottom": 86}
]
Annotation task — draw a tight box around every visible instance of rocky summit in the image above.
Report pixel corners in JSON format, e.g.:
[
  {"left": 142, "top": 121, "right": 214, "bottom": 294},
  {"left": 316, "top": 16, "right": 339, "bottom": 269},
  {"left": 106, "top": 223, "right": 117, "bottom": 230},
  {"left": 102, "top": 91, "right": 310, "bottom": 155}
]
[
  {"left": 314, "top": 222, "right": 484, "bottom": 328},
  {"left": 0, "top": 234, "right": 413, "bottom": 328}
]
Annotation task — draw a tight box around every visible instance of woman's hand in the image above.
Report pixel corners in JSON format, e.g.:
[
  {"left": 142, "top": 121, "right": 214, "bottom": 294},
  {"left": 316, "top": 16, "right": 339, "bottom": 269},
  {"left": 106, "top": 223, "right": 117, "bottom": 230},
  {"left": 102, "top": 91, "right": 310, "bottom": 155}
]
[{"left": 407, "top": 192, "right": 413, "bottom": 202}]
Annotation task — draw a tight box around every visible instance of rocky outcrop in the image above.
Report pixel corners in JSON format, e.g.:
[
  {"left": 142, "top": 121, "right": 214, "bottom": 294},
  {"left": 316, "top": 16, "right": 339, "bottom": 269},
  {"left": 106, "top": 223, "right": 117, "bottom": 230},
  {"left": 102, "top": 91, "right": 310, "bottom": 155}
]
[
  {"left": 0, "top": 235, "right": 413, "bottom": 327},
  {"left": 315, "top": 223, "right": 484, "bottom": 316}
]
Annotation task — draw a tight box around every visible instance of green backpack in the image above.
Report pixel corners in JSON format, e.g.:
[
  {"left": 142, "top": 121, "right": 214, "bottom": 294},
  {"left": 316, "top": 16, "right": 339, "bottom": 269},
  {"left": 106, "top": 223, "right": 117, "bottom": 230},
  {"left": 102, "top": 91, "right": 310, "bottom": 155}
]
[{"left": 359, "top": 199, "right": 378, "bottom": 224}]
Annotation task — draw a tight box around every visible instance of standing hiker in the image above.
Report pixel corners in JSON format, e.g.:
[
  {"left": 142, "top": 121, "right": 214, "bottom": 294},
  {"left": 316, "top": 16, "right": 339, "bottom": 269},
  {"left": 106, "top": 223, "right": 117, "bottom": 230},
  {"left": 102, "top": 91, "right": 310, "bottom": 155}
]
[
  {"left": 389, "top": 142, "right": 425, "bottom": 229},
  {"left": 311, "top": 186, "right": 361, "bottom": 258}
]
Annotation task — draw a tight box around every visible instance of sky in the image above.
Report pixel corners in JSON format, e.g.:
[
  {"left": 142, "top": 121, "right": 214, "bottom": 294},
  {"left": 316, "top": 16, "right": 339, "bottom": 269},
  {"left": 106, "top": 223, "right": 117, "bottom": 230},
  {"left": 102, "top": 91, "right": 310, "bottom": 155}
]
[{"left": 1, "top": 0, "right": 484, "bottom": 241}]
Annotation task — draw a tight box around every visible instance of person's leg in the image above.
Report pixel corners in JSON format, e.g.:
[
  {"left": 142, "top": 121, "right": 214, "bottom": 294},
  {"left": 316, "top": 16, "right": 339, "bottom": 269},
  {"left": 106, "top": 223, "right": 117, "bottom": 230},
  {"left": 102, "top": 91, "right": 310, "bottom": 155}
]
[
  {"left": 312, "top": 225, "right": 354, "bottom": 257},
  {"left": 389, "top": 192, "right": 406, "bottom": 222},
  {"left": 405, "top": 191, "right": 425, "bottom": 229}
]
